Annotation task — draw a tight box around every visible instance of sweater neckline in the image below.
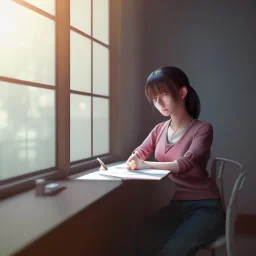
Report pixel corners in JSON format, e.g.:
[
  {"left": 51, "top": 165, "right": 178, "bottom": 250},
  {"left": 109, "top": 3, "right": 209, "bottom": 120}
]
[{"left": 165, "top": 119, "right": 197, "bottom": 150}]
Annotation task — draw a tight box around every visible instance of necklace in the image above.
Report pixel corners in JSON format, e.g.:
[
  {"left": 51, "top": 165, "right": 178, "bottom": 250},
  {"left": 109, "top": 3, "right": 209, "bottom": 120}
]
[{"left": 168, "top": 117, "right": 194, "bottom": 143}]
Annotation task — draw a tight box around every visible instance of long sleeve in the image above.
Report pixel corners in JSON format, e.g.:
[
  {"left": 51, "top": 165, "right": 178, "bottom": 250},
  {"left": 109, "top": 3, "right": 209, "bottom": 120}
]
[
  {"left": 176, "top": 123, "right": 213, "bottom": 175},
  {"left": 133, "top": 124, "right": 162, "bottom": 160}
]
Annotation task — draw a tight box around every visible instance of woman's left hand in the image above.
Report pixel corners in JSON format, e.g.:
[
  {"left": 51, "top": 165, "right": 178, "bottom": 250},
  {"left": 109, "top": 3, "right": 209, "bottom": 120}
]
[{"left": 127, "top": 158, "right": 149, "bottom": 170}]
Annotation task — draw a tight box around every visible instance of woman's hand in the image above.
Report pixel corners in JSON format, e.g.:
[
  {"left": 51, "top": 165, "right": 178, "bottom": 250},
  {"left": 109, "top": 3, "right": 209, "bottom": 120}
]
[
  {"left": 126, "top": 152, "right": 139, "bottom": 170},
  {"left": 128, "top": 158, "right": 148, "bottom": 170},
  {"left": 126, "top": 152, "right": 149, "bottom": 170},
  {"left": 126, "top": 152, "right": 139, "bottom": 164}
]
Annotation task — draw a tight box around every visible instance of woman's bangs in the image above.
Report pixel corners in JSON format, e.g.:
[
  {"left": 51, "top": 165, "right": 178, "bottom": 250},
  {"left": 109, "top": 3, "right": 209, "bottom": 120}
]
[
  {"left": 145, "top": 83, "right": 170, "bottom": 101},
  {"left": 145, "top": 71, "right": 172, "bottom": 101}
]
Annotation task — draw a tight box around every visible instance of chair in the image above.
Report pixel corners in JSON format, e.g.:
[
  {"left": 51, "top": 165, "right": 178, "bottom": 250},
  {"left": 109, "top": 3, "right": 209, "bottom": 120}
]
[{"left": 201, "top": 157, "right": 247, "bottom": 256}]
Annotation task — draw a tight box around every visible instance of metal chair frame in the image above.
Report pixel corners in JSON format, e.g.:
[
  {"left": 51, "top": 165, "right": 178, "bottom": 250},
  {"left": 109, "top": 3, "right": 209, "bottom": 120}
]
[{"left": 202, "top": 157, "right": 247, "bottom": 256}]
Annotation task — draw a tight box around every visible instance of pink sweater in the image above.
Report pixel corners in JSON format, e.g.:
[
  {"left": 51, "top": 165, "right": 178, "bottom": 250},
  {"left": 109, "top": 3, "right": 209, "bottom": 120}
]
[{"left": 134, "top": 119, "right": 221, "bottom": 200}]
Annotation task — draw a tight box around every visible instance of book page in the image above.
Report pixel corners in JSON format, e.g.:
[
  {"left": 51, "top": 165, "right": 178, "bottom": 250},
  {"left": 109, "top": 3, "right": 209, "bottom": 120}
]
[{"left": 97, "top": 163, "right": 170, "bottom": 180}]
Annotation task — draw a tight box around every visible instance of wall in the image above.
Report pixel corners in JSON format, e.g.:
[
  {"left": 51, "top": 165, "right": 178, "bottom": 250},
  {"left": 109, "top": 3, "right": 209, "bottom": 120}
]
[
  {"left": 118, "top": 0, "right": 146, "bottom": 157},
  {"left": 117, "top": 0, "right": 256, "bottom": 216},
  {"left": 130, "top": 0, "right": 255, "bottom": 214},
  {"left": 116, "top": 0, "right": 177, "bottom": 213}
]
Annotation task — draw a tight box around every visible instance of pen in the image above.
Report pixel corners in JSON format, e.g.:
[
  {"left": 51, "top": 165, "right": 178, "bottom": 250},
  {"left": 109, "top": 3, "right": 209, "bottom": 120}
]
[{"left": 97, "top": 157, "right": 108, "bottom": 170}]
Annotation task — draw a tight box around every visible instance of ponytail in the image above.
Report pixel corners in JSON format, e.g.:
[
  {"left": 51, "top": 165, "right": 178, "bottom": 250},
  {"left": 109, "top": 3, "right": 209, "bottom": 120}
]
[{"left": 185, "top": 85, "right": 201, "bottom": 119}]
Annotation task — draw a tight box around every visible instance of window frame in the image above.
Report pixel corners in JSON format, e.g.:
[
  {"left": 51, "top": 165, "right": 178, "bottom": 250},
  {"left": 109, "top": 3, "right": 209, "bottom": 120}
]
[{"left": 0, "top": 0, "right": 122, "bottom": 199}]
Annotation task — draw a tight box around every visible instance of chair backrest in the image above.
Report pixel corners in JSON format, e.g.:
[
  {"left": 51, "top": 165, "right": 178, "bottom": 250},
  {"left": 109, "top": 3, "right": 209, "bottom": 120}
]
[
  {"left": 226, "top": 170, "right": 247, "bottom": 256},
  {"left": 209, "top": 157, "right": 247, "bottom": 256},
  {"left": 210, "top": 157, "right": 245, "bottom": 209}
]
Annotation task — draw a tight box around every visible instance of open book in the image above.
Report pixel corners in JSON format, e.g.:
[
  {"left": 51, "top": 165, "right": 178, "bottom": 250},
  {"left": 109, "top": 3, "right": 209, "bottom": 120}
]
[{"left": 97, "top": 163, "right": 170, "bottom": 180}]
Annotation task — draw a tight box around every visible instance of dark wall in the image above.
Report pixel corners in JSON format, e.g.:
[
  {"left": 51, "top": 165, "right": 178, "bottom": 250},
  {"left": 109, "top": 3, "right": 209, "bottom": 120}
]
[{"left": 126, "top": 0, "right": 255, "bottom": 214}]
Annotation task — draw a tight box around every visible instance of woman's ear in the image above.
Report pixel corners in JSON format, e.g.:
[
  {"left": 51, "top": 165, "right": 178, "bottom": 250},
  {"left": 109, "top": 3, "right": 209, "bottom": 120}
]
[{"left": 180, "top": 86, "right": 188, "bottom": 99}]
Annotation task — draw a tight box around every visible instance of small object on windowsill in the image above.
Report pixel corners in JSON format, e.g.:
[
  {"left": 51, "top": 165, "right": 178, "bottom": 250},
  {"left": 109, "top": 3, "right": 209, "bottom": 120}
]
[
  {"left": 97, "top": 157, "right": 108, "bottom": 170},
  {"left": 44, "top": 183, "right": 66, "bottom": 195},
  {"left": 35, "top": 179, "right": 46, "bottom": 196},
  {"left": 35, "top": 179, "right": 66, "bottom": 196}
]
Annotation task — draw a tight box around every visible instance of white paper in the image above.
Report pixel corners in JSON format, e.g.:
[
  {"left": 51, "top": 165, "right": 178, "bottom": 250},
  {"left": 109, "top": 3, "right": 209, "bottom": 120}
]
[
  {"left": 97, "top": 163, "right": 170, "bottom": 180},
  {"left": 77, "top": 171, "right": 121, "bottom": 180}
]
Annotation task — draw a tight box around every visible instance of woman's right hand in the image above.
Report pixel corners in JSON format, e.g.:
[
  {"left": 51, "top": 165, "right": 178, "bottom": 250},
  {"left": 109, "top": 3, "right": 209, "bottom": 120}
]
[{"left": 126, "top": 152, "right": 140, "bottom": 170}]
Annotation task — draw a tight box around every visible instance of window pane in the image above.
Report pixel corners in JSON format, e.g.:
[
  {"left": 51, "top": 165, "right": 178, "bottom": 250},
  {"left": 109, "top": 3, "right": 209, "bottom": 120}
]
[
  {"left": 23, "top": 0, "right": 55, "bottom": 15},
  {"left": 71, "top": 0, "right": 91, "bottom": 35},
  {"left": 0, "top": 82, "right": 55, "bottom": 180},
  {"left": 70, "top": 31, "right": 91, "bottom": 92},
  {"left": 70, "top": 94, "right": 91, "bottom": 162},
  {"left": 93, "top": 0, "right": 109, "bottom": 45},
  {"left": 0, "top": 1, "right": 55, "bottom": 85},
  {"left": 93, "top": 43, "right": 109, "bottom": 96},
  {"left": 93, "top": 97, "right": 109, "bottom": 156}
]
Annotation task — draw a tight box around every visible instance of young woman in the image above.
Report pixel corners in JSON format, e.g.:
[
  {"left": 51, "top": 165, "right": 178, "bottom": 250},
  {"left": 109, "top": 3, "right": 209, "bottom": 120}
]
[{"left": 126, "top": 66, "right": 225, "bottom": 256}]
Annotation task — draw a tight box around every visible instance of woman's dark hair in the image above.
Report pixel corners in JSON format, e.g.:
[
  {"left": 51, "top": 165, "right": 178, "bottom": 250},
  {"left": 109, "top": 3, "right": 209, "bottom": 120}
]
[{"left": 145, "top": 66, "right": 201, "bottom": 119}]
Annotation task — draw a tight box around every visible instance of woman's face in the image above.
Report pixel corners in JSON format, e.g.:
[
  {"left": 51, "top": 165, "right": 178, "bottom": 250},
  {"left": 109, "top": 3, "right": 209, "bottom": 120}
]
[{"left": 152, "top": 92, "right": 179, "bottom": 116}]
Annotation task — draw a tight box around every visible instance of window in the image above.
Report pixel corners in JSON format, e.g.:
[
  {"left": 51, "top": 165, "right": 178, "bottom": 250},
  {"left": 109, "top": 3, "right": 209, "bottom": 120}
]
[
  {"left": 70, "top": 0, "right": 110, "bottom": 164},
  {"left": 0, "top": 0, "right": 119, "bottom": 195},
  {"left": 0, "top": 0, "right": 56, "bottom": 183}
]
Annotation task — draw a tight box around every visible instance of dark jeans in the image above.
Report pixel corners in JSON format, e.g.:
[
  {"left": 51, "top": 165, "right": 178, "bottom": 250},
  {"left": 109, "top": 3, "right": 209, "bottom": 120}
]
[{"left": 129, "top": 199, "right": 226, "bottom": 256}]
